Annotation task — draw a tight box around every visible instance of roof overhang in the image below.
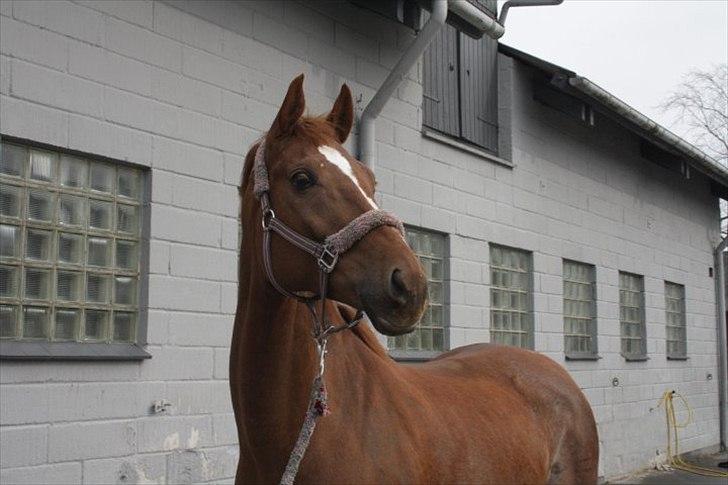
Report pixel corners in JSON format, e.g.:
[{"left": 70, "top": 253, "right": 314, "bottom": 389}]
[
  {"left": 416, "top": 0, "right": 504, "bottom": 39},
  {"left": 500, "top": 44, "right": 728, "bottom": 195}
]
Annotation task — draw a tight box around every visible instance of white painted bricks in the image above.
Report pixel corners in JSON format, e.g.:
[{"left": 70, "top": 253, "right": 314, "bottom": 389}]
[{"left": 0, "top": 0, "right": 721, "bottom": 482}]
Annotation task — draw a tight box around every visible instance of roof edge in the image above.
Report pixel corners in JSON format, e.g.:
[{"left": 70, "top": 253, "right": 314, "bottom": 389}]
[
  {"left": 499, "top": 44, "right": 575, "bottom": 77},
  {"left": 499, "top": 43, "right": 728, "bottom": 190},
  {"left": 568, "top": 75, "right": 728, "bottom": 188}
]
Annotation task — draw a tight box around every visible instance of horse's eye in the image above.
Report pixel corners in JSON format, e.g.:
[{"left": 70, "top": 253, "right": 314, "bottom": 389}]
[{"left": 290, "top": 170, "right": 315, "bottom": 191}]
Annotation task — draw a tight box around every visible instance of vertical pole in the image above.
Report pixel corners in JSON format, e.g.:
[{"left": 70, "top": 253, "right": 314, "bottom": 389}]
[
  {"left": 714, "top": 238, "right": 728, "bottom": 451},
  {"left": 359, "top": 0, "right": 449, "bottom": 169}
]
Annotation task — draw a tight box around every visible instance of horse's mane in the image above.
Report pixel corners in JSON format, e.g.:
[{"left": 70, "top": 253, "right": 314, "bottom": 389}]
[
  {"left": 351, "top": 324, "right": 389, "bottom": 358},
  {"left": 335, "top": 303, "right": 389, "bottom": 359}
]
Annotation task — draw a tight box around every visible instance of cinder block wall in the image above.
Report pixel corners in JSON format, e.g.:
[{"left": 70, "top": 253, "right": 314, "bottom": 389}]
[
  {"left": 0, "top": 1, "right": 721, "bottom": 482},
  {"left": 503, "top": 58, "right": 720, "bottom": 475}
]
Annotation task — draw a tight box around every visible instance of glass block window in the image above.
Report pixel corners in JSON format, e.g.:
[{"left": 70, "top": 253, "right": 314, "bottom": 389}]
[
  {"left": 619, "top": 271, "right": 646, "bottom": 358},
  {"left": 490, "top": 245, "right": 532, "bottom": 349},
  {"left": 665, "top": 281, "right": 686, "bottom": 358},
  {"left": 563, "top": 260, "right": 597, "bottom": 357},
  {"left": 388, "top": 227, "right": 446, "bottom": 353},
  {"left": 0, "top": 141, "right": 143, "bottom": 343}
]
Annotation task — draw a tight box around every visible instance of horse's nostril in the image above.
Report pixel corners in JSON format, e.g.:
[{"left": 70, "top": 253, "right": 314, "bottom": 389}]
[{"left": 389, "top": 268, "right": 409, "bottom": 303}]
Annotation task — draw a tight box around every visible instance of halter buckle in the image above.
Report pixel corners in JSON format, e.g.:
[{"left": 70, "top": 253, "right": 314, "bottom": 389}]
[
  {"left": 317, "top": 246, "right": 339, "bottom": 273},
  {"left": 261, "top": 209, "right": 276, "bottom": 230}
]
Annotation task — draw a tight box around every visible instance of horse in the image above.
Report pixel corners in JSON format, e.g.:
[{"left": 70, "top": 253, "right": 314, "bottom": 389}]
[{"left": 230, "top": 74, "right": 599, "bottom": 484}]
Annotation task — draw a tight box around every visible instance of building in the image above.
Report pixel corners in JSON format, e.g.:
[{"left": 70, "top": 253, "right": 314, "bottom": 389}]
[{"left": 1, "top": 1, "right": 725, "bottom": 483}]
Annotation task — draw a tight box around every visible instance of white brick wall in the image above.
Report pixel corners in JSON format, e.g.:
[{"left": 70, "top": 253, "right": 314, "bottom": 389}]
[{"left": 0, "top": 0, "right": 721, "bottom": 482}]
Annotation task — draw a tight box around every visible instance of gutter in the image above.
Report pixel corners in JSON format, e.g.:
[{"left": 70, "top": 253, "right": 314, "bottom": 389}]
[
  {"left": 449, "top": 0, "right": 505, "bottom": 40},
  {"left": 568, "top": 76, "right": 728, "bottom": 188},
  {"left": 714, "top": 237, "right": 728, "bottom": 451},
  {"left": 358, "top": 0, "right": 504, "bottom": 167}
]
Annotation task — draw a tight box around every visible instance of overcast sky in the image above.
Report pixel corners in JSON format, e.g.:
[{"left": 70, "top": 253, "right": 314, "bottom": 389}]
[{"left": 498, "top": 0, "right": 728, "bottom": 141}]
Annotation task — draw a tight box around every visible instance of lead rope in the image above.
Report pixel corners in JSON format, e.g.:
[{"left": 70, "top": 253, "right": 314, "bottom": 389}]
[
  {"left": 279, "top": 376, "right": 328, "bottom": 485},
  {"left": 279, "top": 338, "right": 329, "bottom": 485},
  {"left": 279, "top": 305, "right": 363, "bottom": 485}
]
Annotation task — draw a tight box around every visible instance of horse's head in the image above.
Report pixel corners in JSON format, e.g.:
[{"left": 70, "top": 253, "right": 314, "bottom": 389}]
[{"left": 245, "top": 74, "right": 428, "bottom": 336}]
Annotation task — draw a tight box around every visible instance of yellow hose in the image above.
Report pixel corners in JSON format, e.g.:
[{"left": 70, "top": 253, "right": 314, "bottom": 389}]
[{"left": 656, "top": 390, "right": 728, "bottom": 478}]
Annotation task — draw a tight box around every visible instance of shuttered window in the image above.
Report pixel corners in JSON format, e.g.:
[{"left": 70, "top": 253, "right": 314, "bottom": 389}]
[
  {"left": 490, "top": 245, "right": 532, "bottom": 349},
  {"left": 388, "top": 227, "right": 447, "bottom": 354},
  {"left": 665, "top": 281, "right": 687, "bottom": 359},
  {"left": 563, "top": 260, "right": 597, "bottom": 358},
  {"left": 619, "top": 272, "right": 647, "bottom": 359},
  {"left": 423, "top": 1, "right": 499, "bottom": 153},
  {"left": 0, "top": 141, "right": 143, "bottom": 344}
]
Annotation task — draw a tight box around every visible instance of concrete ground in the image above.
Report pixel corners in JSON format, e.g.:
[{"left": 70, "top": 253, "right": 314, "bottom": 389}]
[{"left": 607, "top": 449, "right": 728, "bottom": 484}]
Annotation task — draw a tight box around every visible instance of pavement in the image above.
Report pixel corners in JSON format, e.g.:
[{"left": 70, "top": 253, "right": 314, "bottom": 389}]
[{"left": 607, "top": 449, "right": 728, "bottom": 485}]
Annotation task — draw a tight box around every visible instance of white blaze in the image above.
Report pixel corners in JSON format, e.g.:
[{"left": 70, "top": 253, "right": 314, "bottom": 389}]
[{"left": 318, "top": 145, "right": 377, "bottom": 208}]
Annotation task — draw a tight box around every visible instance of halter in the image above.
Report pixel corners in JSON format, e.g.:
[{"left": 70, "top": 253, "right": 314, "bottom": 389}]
[
  {"left": 253, "top": 139, "right": 404, "bottom": 338},
  {"left": 251, "top": 139, "right": 404, "bottom": 485}
]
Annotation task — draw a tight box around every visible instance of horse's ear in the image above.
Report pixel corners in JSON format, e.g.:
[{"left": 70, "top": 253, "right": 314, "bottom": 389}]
[
  {"left": 269, "top": 74, "right": 305, "bottom": 139},
  {"left": 327, "top": 84, "right": 353, "bottom": 143}
]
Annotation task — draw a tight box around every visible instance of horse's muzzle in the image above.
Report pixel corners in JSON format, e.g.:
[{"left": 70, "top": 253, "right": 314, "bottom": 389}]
[{"left": 359, "top": 263, "right": 428, "bottom": 336}]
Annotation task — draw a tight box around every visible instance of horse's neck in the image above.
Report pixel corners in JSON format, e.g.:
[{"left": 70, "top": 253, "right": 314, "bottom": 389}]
[
  {"left": 232, "top": 264, "right": 317, "bottom": 431},
  {"left": 231, "top": 233, "right": 389, "bottom": 457}
]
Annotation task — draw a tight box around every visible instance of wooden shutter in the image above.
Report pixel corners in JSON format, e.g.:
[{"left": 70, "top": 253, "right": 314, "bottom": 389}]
[
  {"left": 459, "top": 33, "right": 498, "bottom": 152},
  {"left": 423, "top": 24, "right": 459, "bottom": 137}
]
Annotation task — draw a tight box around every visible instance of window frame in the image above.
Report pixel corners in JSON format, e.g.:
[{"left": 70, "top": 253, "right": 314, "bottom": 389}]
[
  {"left": 0, "top": 135, "right": 150, "bottom": 361},
  {"left": 618, "top": 271, "right": 648, "bottom": 361},
  {"left": 664, "top": 281, "right": 688, "bottom": 360},
  {"left": 563, "top": 259, "right": 599, "bottom": 360},
  {"left": 388, "top": 225, "right": 449, "bottom": 361},
  {"left": 489, "top": 244, "right": 533, "bottom": 350}
]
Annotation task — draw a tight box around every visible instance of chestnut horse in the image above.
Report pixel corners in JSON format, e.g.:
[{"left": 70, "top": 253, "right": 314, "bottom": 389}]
[{"left": 230, "top": 75, "right": 599, "bottom": 484}]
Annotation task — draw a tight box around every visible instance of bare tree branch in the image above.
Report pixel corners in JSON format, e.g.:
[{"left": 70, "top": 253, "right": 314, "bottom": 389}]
[
  {"left": 660, "top": 64, "right": 728, "bottom": 236},
  {"left": 660, "top": 64, "right": 728, "bottom": 166}
]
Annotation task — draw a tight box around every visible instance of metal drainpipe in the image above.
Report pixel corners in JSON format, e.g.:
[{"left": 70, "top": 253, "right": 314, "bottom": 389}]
[
  {"left": 499, "top": 0, "right": 564, "bottom": 26},
  {"left": 714, "top": 237, "right": 728, "bottom": 451},
  {"left": 358, "top": 0, "right": 448, "bottom": 167},
  {"left": 359, "top": 0, "right": 560, "bottom": 168}
]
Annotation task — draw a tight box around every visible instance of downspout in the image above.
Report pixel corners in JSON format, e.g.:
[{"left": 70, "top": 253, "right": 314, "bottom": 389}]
[
  {"left": 714, "top": 236, "right": 728, "bottom": 451},
  {"left": 359, "top": 0, "right": 571, "bottom": 168},
  {"left": 358, "top": 0, "right": 449, "bottom": 167},
  {"left": 499, "top": 0, "right": 564, "bottom": 25}
]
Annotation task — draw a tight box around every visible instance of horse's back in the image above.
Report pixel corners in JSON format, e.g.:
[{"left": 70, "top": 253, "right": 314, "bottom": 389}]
[{"left": 404, "top": 343, "right": 599, "bottom": 484}]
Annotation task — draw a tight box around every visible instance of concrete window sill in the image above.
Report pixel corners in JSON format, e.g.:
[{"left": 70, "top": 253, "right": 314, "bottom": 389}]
[
  {"left": 565, "top": 353, "right": 602, "bottom": 361},
  {"left": 422, "top": 128, "right": 513, "bottom": 169},
  {"left": 0, "top": 341, "right": 151, "bottom": 361},
  {"left": 622, "top": 354, "right": 650, "bottom": 362}
]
